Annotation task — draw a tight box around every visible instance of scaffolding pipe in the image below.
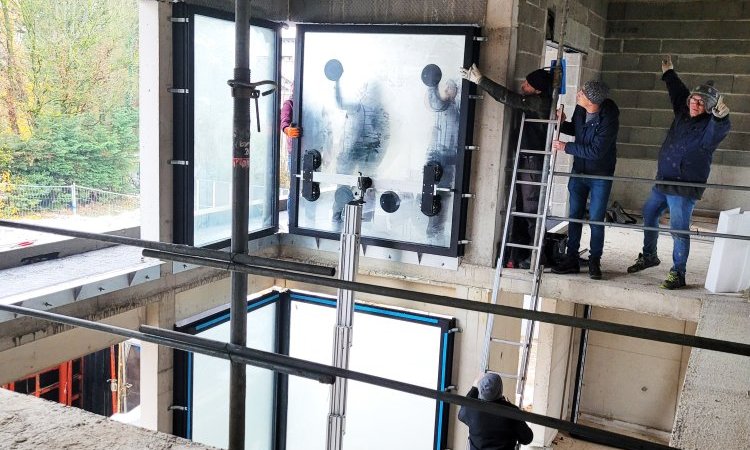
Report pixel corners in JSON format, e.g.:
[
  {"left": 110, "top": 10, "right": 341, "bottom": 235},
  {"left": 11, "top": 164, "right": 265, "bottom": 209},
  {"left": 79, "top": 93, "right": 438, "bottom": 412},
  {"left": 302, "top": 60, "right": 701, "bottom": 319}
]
[
  {"left": 547, "top": 216, "right": 750, "bottom": 241},
  {"left": 140, "top": 249, "right": 750, "bottom": 358},
  {"left": 553, "top": 172, "right": 750, "bottom": 192},
  {"left": 229, "top": 0, "right": 251, "bottom": 447},
  {"left": 0, "top": 302, "right": 674, "bottom": 450},
  {"left": 0, "top": 220, "right": 335, "bottom": 276}
]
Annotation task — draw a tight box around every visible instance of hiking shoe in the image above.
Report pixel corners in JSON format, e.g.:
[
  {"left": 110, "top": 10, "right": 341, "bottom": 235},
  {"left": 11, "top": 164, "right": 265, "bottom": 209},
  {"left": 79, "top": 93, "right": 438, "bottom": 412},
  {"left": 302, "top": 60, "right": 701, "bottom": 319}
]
[
  {"left": 551, "top": 256, "right": 580, "bottom": 274},
  {"left": 588, "top": 257, "right": 602, "bottom": 280},
  {"left": 627, "top": 253, "right": 660, "bottom": 273},
  {"left": 660, "top": 270, "right": 686, "bottom": 290}
]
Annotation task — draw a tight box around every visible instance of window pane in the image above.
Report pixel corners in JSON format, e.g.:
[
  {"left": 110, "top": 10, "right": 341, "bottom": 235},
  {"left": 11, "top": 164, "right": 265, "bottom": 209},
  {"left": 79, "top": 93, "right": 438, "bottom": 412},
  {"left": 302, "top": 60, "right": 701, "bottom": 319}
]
[
  {"left": 193, "top": 16, "right": 277, "bottom": 246},
  {"left": 286, "top": 299, "right": 445, "bottom": 450},
  {"left": 191, "top": 303, "right": 276, "bottom": 449},
  {"left": 296, "top": 31, "right": 466, "bottom": 248}
]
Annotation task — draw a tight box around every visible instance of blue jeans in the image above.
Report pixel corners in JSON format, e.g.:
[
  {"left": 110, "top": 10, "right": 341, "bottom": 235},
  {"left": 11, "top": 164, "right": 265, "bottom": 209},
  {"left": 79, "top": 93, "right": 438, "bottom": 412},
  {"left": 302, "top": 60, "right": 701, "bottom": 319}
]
[
  {"left": 642, "top": 187, "right": 696, "bottom": 275},
  {"left": 567, "top": 176, "right": 613, "bottom": 259}
]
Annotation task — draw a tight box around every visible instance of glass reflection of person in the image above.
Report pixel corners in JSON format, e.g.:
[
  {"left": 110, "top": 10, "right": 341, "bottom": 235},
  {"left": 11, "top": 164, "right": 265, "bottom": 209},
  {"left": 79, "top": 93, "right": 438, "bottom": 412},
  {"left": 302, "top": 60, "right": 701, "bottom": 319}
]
[
  {"left": 324, "top": 59, "right": 390, "bottom": 222},
  {"left": 421, "top": 64, "right": 460, "bottom": 243}
]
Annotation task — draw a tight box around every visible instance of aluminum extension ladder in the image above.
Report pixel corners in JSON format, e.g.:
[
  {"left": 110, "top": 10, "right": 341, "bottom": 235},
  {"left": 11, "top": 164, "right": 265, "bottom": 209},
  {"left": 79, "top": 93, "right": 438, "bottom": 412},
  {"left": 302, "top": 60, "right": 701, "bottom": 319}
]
[{"left": 478, "top": 106, "right": 563, "bottom": 409}]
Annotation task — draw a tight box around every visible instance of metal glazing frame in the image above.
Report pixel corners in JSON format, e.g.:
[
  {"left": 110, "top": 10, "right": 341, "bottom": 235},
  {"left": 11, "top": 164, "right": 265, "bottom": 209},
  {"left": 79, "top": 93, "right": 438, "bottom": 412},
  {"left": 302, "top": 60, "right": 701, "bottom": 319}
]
[
  {"left": 288, "top": 24, "right": 480, "bottom": 257},
  {"left": 170, "top": 289, "right": 456, "bottom": 450},
  {"left": 171, "top": 3, "right": 282, "bottom": 248}
]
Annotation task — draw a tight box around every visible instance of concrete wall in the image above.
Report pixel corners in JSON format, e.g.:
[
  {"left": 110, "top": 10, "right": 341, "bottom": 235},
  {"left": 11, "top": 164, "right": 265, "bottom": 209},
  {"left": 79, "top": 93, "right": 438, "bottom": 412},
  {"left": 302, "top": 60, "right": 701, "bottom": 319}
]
[
  {"left": 603, "top": 0, "right": 750, "bottom": 213},
  {"left": 579, "top": 307, "right": 696, "bottom": 433}
]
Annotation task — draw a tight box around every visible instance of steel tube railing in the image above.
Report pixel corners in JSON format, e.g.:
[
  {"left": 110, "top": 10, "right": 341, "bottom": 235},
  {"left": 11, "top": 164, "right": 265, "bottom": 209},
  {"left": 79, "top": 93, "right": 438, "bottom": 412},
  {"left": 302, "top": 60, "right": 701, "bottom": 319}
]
[
  {"left": 0, "top": 220, "right": 335, "bottom": 276},
  {"left": 0, "top": 302, "right": 674, "bottom": 450},
  {"left": 547, "top": 216, "right": 750, "bottom": 241},
  {"left": 554, "top": 171, "right": 750, "bottom": 192},
  {"left": 140, "top": 249, "right": 750, "bottom": 358}
]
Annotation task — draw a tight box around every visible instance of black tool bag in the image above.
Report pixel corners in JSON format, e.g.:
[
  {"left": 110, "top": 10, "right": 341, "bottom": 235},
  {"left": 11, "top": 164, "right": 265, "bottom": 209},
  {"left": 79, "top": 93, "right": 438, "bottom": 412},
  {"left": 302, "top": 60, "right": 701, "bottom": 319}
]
[{"left": 542, "top": 232, "right": 568, "bottom": 267}]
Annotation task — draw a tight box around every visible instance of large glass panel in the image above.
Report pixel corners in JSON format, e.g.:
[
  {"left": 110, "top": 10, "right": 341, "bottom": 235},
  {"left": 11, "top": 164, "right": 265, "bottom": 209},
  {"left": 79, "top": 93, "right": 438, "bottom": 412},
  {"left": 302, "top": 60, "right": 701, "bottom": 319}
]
[
  {"left": 286, "top": 298, "right": 445, "bottom": 450},
  {"left": 191, "top": 303, "right": 276, "bottom": 449},
  {"left": 193, "top": 16, "right": 277, "bottom": 246},
  {"left": 296, "top": 30, "right": 467, "bottom": 248}
]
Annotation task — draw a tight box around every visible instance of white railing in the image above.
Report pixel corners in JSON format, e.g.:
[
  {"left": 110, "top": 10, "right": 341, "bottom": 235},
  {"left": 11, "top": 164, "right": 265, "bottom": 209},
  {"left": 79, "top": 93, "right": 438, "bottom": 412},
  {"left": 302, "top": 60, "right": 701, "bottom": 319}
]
[{"left": 0, "top": 183, "right": 139, "bottom": 219}]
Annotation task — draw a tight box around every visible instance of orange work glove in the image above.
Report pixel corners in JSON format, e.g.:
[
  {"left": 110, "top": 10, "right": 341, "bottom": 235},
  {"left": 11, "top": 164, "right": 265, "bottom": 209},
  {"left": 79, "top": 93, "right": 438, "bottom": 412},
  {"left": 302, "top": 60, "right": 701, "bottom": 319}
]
[{"left": 283, "top": 126, "right": 300, "bottom": 138}]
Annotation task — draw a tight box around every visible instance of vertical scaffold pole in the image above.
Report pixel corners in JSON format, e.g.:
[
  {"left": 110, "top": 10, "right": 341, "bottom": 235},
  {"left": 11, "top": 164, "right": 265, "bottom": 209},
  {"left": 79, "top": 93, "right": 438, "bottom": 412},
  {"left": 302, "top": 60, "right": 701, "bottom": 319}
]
[{"left": 228, "top": 0, "right": 251, "bottom": 448}]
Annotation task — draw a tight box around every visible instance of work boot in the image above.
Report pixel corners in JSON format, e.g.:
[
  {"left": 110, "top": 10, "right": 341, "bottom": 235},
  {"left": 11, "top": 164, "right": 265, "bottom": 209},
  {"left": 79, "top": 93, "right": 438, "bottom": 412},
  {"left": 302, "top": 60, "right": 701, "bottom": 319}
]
[
  {"left": 627, "top": 253, "right": 660, "bottom": 273},
  {"left": 588, "top": 257, "right": 602, "bottom": 280},
  {"left": 551, "top": 255, "right": 580, "bottom": 274},
  {"left": 660, "top": 270, "right": 686, "bottom": 290}
]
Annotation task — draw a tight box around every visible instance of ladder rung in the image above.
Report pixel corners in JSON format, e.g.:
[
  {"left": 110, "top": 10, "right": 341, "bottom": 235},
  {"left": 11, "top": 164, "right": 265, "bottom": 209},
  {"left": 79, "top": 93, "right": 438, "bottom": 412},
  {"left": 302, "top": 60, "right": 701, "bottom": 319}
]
[
  {"left": 505, "top": 243, "right": 540, "bottom": 250},
  {"left": 516, "top": 169, "right": 543, "bottom": 175},
  {"left": 511, "top": 211, "right": 543, "bottom": 218},
  {"left": 495, "top": 272, "right": 533, "bottom": 281},
  {"left": 523, "top": 118, "right": 558, "bottom": 124},
  {"left": 490, "top": 337, "right": 528, "bottom": 347},
  {"left": 515, "top": 180, "right": 547, "bottom": 186},
  {"left": 520, "top": 149, "right": 553, "bottom": 155},
  {"left": 496, "top": 372, "right": 520, "bottom": 380}
]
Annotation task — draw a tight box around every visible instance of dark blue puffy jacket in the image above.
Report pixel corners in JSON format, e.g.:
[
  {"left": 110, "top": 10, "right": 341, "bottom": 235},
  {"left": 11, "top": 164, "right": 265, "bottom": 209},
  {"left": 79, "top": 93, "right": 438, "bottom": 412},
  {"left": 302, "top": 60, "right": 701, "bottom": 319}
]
[
  {"left": 657, "top": 70, "right": 731, "bottom": 198},
  {"left": 559, "top": 98, "right": 619, "bottom": 176}
]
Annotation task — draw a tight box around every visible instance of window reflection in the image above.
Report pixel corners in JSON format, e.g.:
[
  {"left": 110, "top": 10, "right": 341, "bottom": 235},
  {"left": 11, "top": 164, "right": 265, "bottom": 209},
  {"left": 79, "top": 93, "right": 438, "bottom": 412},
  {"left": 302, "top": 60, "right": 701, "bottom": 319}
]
[{"left": 193, "top": 16, "right": 277, "bottom": 246}]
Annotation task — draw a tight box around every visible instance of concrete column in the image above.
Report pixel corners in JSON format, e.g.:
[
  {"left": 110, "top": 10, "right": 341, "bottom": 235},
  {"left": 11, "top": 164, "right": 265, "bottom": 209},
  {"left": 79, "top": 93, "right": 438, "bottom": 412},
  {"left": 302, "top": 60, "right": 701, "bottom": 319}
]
[
  {"left": 529, "top": 298, "right": 575, "bottom": 447},
  {"left": 140, "top": 293, "right": 176, "bottom": 433},
  {"left": 139, "top": 0, "right": 173, "bottom": 243},
  {"left": 462, "top": 0, "right": 516, "bottom": 267}
]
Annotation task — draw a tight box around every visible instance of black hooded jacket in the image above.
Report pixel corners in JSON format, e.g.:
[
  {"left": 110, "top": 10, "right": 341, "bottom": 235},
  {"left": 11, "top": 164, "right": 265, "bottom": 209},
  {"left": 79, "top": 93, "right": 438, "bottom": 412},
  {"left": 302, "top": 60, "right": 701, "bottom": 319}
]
[{"left": 458, "top": 387, "right": 534, "bottom": 450}]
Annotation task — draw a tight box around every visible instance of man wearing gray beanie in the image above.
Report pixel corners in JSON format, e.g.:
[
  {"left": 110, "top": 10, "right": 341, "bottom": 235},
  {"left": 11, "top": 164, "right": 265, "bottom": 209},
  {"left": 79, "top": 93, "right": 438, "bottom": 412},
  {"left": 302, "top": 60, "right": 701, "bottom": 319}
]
[
  {"left": 627, "top": 55, "right": 731, "bottom": 289},
  {"left": 551, "top": 79, "right": 619, "bottom": 280},
  {"left": 458, "top": 372, "right": 533, "bottom": 449}
]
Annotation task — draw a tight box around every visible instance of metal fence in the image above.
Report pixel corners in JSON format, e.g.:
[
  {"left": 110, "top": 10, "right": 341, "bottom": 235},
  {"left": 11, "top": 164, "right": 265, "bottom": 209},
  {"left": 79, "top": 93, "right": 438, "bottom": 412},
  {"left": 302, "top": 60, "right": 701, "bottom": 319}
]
[{"left": 0, "top": 183, "right": 139, "bottom": 219}]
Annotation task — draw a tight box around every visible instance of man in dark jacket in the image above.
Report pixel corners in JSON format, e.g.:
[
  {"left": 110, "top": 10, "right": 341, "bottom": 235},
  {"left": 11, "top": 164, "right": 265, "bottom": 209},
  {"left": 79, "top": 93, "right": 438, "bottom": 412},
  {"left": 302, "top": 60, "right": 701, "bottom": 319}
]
[
  {"left": 627, "top": 56, "right": 731, "bottom": 289},
  {"left": 551, "top": 80, "right": 619, "bottom": 280},
  {"left": 458, "top": 372, "right": 533, "bottom": 450},
  {"left": 460, "top": 64, "right": 553, "bottom": 268}
]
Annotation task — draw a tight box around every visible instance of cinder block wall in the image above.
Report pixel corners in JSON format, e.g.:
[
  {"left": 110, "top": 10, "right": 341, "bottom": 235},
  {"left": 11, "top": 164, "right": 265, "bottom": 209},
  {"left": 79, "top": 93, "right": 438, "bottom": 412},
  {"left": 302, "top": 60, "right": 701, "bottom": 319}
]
[{"left": 603, "top": 0, "right": 750, "bottom": 214}]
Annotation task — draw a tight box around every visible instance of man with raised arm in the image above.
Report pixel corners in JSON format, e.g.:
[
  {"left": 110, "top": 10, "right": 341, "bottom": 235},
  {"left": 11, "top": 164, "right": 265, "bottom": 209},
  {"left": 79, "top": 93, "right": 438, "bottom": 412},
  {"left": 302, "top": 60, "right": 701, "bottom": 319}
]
[{"left": 627, "top": 55, "right": 731, "bottom": 289}]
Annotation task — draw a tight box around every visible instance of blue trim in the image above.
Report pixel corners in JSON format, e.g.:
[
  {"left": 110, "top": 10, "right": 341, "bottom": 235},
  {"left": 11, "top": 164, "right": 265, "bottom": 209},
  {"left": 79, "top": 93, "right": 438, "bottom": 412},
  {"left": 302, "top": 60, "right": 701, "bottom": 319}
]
[
  {"left": 436, "top": 332, "right": 448, "bottom": 449},
  {"left": 289, "top": 293, "right": 336, "bottom": 307},
  {"left": 187, "top": 352, "right": 193, "bottom": 438},
  {"left": 355, "top": 304, "right": 438, "bottom": 324},
  {"left": 290, "top": 293, "right": 438, "bottom": 324},
  {"left": 195, "top": 294, "right": 279, "bottom": 331}
]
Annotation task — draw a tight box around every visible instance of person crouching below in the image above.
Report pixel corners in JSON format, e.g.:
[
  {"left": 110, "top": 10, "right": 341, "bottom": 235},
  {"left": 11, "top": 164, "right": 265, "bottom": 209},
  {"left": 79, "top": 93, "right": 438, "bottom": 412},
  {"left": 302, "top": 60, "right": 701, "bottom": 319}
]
[{"left": 458, "top": 372, "right": 533, "bottom": 450}]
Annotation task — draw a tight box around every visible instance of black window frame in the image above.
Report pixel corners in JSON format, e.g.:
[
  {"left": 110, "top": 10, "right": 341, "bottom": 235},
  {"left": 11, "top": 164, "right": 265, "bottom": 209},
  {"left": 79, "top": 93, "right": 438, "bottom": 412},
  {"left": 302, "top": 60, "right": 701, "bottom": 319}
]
[
  {"left": 172, "top": 289, "right": 456, "bottom": 449},
  {"left": 172, "top": 3, "right": 282, "bottom": 249},
  {"left": 288, "top": 24, "right": 480, "bottom": 257}
]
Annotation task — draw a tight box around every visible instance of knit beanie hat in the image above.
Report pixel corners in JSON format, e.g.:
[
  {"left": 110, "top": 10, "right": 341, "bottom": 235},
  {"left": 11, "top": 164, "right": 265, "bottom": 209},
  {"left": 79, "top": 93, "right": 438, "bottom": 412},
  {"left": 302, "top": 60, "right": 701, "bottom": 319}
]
[
  {"left": 478, "top": 373, "right": 503, "bottom": 401},
  {"left": 526, "top": 69, "right": 552, "bottom": 96},
  {"left": 690, "top": 81, "right": 720, "bottom": 111},
  {"left": 582, "top": 80, "right": 609, "bottom": 105}
]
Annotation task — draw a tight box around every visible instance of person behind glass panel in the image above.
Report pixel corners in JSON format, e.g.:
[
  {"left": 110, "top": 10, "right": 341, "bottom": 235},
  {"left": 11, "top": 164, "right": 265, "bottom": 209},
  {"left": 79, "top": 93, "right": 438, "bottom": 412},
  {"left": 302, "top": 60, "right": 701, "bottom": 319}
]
[
  {"left": 280, "top": 88, "right": 300, "bottom": 210},
  {"left": 324, "top": 59, "right": 390, "bottom": 224},
  {"left": 421, "top": 64, "right": 460, "bottom": 244}
]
